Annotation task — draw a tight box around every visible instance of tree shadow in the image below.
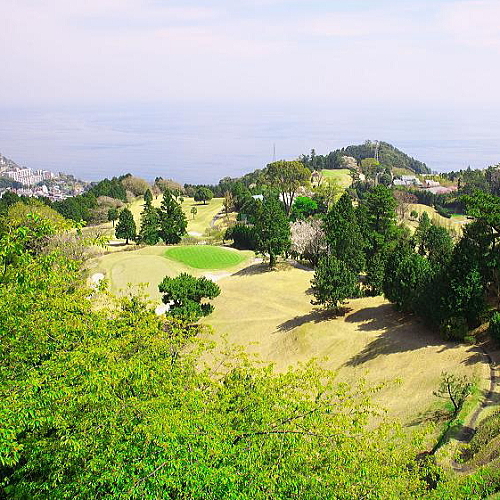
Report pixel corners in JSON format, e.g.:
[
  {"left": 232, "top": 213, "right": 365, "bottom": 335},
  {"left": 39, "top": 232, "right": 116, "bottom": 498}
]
[
  {"left": 343, "top": 304, "right": 455, "bottom": 367},
  {"left": 344, "top": 304, "right": 410, "bottom": 332},
  {"left": 232, "top": 263, "right": 270, "bottom": 277},
  {"left": 407, "top": 408, "right": 451, "bottom": 427},
  {"left": 276, "top": 307, "right": 351, "bottom": 333}
]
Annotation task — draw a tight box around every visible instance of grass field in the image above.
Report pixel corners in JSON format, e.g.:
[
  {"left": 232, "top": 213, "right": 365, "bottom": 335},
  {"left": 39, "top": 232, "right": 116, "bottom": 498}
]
[
  {"left": 406, "top": 203, "right": 467, "bottom": 237},
  {"left": 321, "top": 169, "right": 352, "bottom": 188},
  {"left": 165, "top": 245, "right": 247, "bottom": 269},
  {"left": 89, "top": 245, "right": 253, "bottom": 299},
  {"left": 201, "top": 263, "right": 489, "bottom": 428},
  {"left": 93, "top": 248, "right": 489, "bottom": 431},
  {"left": 128, "top": 195, "right": 225, "bottom": 237}
]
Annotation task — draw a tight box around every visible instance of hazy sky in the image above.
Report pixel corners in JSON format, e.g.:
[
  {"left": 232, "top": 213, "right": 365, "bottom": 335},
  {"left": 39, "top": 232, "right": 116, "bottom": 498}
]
[{"left": 2, "top": 0, "right": 500, "bottom": 109}]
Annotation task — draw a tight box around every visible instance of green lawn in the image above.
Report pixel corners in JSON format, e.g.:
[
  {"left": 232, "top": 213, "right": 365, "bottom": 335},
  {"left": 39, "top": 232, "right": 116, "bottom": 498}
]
[
  {"left": 164, "top": 245, "right": 247, "bottom": 269},
  {"left": 320, "top": 169, "right": 352, "bottom": 188}
]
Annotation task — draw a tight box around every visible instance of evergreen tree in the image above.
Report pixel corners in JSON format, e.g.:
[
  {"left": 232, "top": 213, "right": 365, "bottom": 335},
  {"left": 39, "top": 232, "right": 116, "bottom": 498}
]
[
  {"left": 255, "top": 195, "right": 291, "bottom": 268},
  {"left": 143, "top": 189, "right": 153, "bottom": 204},
  {"left": 138, "top": 199, "right": 160, "bottom": 245},
  {"left": 157, "top": 189, "right": 187, "bottom": 244},
  {"left": 107, "top": 207, "right": 119, "bottom": 228},
  {"left": 310, "top": 256, "right": 359, "bottom": 312},
  {"left": 158, "top": 273, "right": 221, "bottom": 321},
  {"left": 115, "top": 208, "right": 136, "bottom": 244},
  {"left": 324, "top": 192, "right": 365, "bottom": 273}
]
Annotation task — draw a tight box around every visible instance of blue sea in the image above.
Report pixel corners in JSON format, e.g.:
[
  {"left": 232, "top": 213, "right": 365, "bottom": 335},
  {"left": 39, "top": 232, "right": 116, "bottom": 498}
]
[{"left": 1, "top": 102, "right": 499, "bottom": 184}]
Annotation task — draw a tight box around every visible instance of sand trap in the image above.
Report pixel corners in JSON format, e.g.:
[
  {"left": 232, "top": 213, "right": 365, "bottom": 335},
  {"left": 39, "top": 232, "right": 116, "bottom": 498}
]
[{"left": 204, "top": 272, "right": 231, "bottom": 282}]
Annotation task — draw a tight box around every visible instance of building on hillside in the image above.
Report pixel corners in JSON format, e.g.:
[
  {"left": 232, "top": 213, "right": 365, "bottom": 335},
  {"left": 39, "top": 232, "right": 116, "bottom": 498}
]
[{"left": 393, "top": 175, "right": 422, "bottom": 187}]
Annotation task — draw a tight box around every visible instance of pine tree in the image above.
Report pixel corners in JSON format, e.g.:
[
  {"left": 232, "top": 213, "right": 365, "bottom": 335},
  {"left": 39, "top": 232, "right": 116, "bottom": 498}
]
[
  {"left": 255, "top": 195, "right": 291, "bottom": 268},
  {"left": 143, "top": 189, "right": 153, "bottom": 204},
  {"left": 324, "top": 192, "right": 365, "bottom": 273},
  {"left": 115, "top": 208, "right": 136, "bottom": 244},
  {"left": 157, "top": 190, "right": 187, "bottom": 244},
  {"left": 138, "top": 199, "right": 160, "bottom": 245}
]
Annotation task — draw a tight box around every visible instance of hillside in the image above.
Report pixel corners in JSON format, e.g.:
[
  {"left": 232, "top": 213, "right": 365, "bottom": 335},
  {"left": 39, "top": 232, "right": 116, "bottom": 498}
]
[
  {"left": 300, "top": 141, "right": 431, "bottom": 174},
  {"left": 0, "top": 152, "right": 21, "bottom": 172}
]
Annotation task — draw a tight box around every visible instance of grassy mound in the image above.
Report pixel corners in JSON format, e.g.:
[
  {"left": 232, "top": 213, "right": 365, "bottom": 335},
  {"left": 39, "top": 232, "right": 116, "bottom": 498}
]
[{"left": 164, "top": 245, "right": 247, "bottom": 270}]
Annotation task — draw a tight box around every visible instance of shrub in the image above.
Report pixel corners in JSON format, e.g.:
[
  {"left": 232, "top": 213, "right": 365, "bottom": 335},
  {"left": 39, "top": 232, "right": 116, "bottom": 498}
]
[
  {"left": 441, "top": 316, "right": 469, "bottom": 341},
  {"left": 225, "top": 223, "right": 256, "bottom": 250},
  {"left": 489, "top": 312, "right": 500, "bottom": 343}
]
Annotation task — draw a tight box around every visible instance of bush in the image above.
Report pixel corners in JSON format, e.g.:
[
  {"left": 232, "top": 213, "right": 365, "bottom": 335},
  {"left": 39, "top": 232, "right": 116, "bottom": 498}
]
[
  {"left": 225, "top": 223, "right": 256, "bottom": 250},
  {"left": 489, "top": 312, "right": 500, "bottom": 342},
  {"left": 441, "top": 316, "right": 469, "bottom": 341}
]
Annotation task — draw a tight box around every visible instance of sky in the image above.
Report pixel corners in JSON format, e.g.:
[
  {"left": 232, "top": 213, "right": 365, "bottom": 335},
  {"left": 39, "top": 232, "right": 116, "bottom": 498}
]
[{"left": 1, "top": 0, "right": 500, "bottom": 181}]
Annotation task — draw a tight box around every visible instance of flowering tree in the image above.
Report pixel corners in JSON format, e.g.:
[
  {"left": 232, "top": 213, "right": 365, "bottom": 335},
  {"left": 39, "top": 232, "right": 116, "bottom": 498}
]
[{"left": 290, "top": 219, "right": 326, "bottom": 266}]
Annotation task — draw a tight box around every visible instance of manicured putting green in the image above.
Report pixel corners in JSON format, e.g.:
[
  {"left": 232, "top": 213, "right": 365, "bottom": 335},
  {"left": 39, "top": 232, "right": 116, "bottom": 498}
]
[{"left": 164, "top": 245, "right": 246, "bottom": 270}]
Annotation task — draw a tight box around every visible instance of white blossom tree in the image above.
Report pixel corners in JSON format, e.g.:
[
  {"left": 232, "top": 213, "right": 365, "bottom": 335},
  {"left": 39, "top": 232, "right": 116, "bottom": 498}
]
[{"left": 290, "top": 219, "right": 327, "bottom": 266}]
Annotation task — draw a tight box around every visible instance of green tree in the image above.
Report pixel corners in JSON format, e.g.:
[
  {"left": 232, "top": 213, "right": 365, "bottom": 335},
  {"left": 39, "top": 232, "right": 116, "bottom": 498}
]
[
  {"left": 158, "top": 273, "right": 221, "bottom": 321},
  {"left": 383, "top": 245, "right": 431, "bottom": 313},
  {"left": 324, "top": 192, "right": 365, "bottom": 274},
  {"left": 290, "top": 196, "right": 318, "bottom": 220},
  {"left": 363, "top": 185, "right": 398, "bottom": 255},
  {"left": 191, "top": 206, "right": 198, "bottom": 219},
  {"left": 433, "top": 372, "right": 473, "bottom": 417},
  {"left": 194, "top": 187, "right": 214, "bottom": 205},
  {"left": 254, "top": 196, "right": 291, "bottom": 268},
  {"left": 143, "top": 188, "right": 153, "bottom": 204},
  {"left": 157, "top": 189, "right": 187, "bottom": 244},
  {"left": 115, "top": 208, "right": 136, "bottom": 244},
  {"left": 138, "top": 200, "right": 160, "bottom": 245},
  {"left": 265, "top": 160, "right": 310, "bottom": 215},
  {"left": 310, "top": 256, "right": 359, "bottom": 312},
  {"left": 107, "top": 207, "right": 119, "bottom": 227}
]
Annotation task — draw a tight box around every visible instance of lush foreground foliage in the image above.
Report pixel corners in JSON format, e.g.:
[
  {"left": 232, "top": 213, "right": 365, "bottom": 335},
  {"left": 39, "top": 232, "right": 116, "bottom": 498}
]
[{"left": 1, "top": 211, "right": 500, "bottom": 498}]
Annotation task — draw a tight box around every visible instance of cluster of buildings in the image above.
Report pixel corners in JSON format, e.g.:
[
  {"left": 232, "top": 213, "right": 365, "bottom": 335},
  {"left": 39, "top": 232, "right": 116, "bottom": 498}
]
[
  {"left": 2, "top": 167, "right": 56, "bottom": 185},
  {"left": 393, "top": 175, "right": 457, "bottom": 195},
  {"left": 0, "top": 155, "right": 87, "bottom": 201}
]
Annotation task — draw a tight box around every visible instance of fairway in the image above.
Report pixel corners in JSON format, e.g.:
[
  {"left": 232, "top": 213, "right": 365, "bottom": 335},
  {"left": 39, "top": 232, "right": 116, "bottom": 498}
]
[
  {"left": 321, "top": 168, "right": 352, "bottom": 188},
  {"left": 165, "top": 245, "right": 246, "bottom": 269}
]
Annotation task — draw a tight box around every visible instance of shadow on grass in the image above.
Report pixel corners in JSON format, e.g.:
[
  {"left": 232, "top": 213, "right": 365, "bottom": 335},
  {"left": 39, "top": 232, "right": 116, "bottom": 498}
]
[
  {"left": 343, "top": 304, "right": 457, "bottom": 366},
  {"left": 407, "top": 408, "right": 451, "bottom": 427},
  {"left": 232, "top": 263, "right": 271, "bottom": 277},
  {"left": 276, "top": 307, "right": 351, "bottom": 333}
]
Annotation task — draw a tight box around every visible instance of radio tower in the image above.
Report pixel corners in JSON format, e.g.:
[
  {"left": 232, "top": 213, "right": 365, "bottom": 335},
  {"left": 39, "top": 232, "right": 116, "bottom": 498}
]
[
  {"left": 273, "top": 143, "right": 276, "bottom": 162},
  {"left": 374, "top": 140, "right": 380, "bottom": 162}
]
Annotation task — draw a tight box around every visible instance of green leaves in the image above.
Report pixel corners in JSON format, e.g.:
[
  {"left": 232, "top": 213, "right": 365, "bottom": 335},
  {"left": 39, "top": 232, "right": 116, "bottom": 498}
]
[{"left": 158, "top": 273, "right": 221, "bottom": 322}]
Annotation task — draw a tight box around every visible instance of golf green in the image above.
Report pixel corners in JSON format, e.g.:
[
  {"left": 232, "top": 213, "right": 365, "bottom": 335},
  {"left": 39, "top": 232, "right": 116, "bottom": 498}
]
[{"left": 164, "top": 245, "right": 246, "bottom": 270}]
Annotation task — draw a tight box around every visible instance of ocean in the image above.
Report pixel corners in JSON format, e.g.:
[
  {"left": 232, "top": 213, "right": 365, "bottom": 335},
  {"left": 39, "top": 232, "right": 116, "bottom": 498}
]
[{"left": 1, "top": 102, "right": 499, "bottom": 184}]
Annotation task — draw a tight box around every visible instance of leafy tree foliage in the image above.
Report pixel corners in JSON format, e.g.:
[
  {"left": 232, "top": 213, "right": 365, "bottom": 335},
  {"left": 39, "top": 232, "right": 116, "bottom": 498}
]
[
  {"left": 225, "top": 223, "right": 257, "bottom": 250},
  {"left": 194, "top": 187, "right": 214, "bottom": 205},
  {"left": 310, "top": 256, "right": 360, "bottom": 312},
  {"left": 264, "top": 160, "right": 310, "bottom": 215},
  {"left": 325, "top": 192, "right": 365, "bottom": 273},
  {"left": 143, "top": 188, "right": 153, "bottom": 204},
  {"left": 158, "top": 273, "right": 221, "bottom": 321},
  {"left": 157, "top": 189, "right": 187, "bottom": 244},
  {"left": 121, "top": 175, "right": 151, "bottom": 196},
  {"left": 254, "top": 196, "right": 291, "bottom": 268},
  {"left": 433, "top": 372, "right": 473, "bottom": 416},
  {"left": 88, "top": 176, "right": 127, "bottom": 201},
  {"left": 290, "top": 196, "right": 318, "bottom": 220},
  {"left": 138, "top": 199, "right": 160, "bottom": 245},
  {"left": 383, "top": 245, "right": 432, "bottom": 313},
  {"left": 115, "top": 208, "right": 136, "bottom": 244},
  {"left": 107, "top": 207, "right": 119, "bottom": 227}
]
